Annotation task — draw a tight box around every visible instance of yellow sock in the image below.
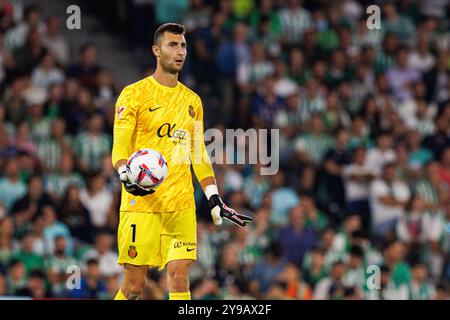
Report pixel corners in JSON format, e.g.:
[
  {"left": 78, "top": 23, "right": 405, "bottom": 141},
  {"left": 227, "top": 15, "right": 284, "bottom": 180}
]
[
  {"left": 114, "top": 289, "right": 128, "bottom": 300},
  {"left": 169, "top": 291, "right": 191, "bottom": 300}
]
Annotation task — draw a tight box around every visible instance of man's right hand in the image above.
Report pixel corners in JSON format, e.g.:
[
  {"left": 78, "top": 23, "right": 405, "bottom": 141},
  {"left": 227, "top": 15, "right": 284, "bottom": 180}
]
[{"left": 117, "top": 165, "right": 154, "bottom": 196}]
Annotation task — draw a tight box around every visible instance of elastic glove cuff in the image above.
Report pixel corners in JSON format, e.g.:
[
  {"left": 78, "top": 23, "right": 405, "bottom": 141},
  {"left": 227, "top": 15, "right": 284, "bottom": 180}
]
[
  {"left": 208, "top": 194, "right": 223, "bottom": 210},
  {"left": 117, "top": 164, "right": 128, "bottom": 182}
]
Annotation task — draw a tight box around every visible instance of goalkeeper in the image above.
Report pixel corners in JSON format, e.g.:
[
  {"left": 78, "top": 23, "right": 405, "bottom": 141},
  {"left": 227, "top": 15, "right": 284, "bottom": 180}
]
[{"left": 112, "top": 23, "right": 252, "bottom": 301}]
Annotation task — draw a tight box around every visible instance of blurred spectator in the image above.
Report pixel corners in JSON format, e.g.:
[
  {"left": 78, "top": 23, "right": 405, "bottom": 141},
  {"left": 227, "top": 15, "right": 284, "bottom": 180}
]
[
  {"left": 343, "top": 245, "right": 366, "bottom": 292},
  {"left": 435, "top": 282, "right": 449, "bottom": 300},
  {"left": 382, "top": 3, "right": 415, "bottom": 44},
  {"left": 213, "top": 242, "right": 246, "bottom": 288},
  {"left": 277, "top": 262, "right": 312, "bottom": 299},
  {"left": 154, "top": 0, "right": 189, "bottom": 26},
  {"left": 268, "top": 171, "right": 299, "bottom": 227},
  {"left": 278, "top": 0, "right": 312, "bottom": 47},
  {"left": 11, "top": 175, "right": 53, "bottom": 236},
  {"left": 365, "top": 131, "right": 397, "bottom": 176},
  {"left": 408, "top": 262, "right": 436, "bottom": 300},
  {"left": 302, "top": 247, "right": 327, "bottom": 289},
  {"left": 5, "top": 4, "right": 45, "bottom": 51},
  {"left": 408, "top": 37, "right": 435, "bottom": 73},
  {"left": 264, "top": 280, "right": 292, "bottom": 299},
  {"left": 272, "top": 59, "right": 298, "bottom": 98},
  {"left": 294, "top": 114, "right": 334, "bottom": 165},
  {"left": 42, "top": 16, "right": 69, "bottom": 67},
  {"left": 0, "top": 216, "right": 15, "bottom": 265},
  {"left": 13, "top": 27, "right": 47, "bottom": 76},
  {"left": 45, "top": 235, "right": 77, "bottom": 297},
  {"left": 249, "top": 240, "right": 286, "bottom": 298},
  {"left": 439, "top": 147, "right": 450, "bottom": 189},
  {"left": 59, "top": 185, "right": 93, "bottom": 244},
  {"left": 342, "top": 146, "right": 375, "bottom": 230},
  {"left": 406, "top": 130, "right": 433, "bottom": 173},
  {"left": 366, "top": 264, "right": 408, "bottom": 300},
  {"left": 0, "top": 30, "right": 14, "bottom": 85},
  {"left": 66, "top": 43, "right": 101, "bottom": 89},
  {"left": 313, "top": 260, "right": 346, "bottom": 300},
  {"left": 319, "top": 128, "right": 351, "bottom": 221},
  {"left": 93, "top": 68, "right": 116, "bottom": 111},
  {"left": 10, "top": 232, "right": 45, "bottom": 276},
  {"left": 0, "top": 272, "right": 5, "bottom": 295},
  {"left": 278, "top": 204, "right": 318, "bottom": 268},
  {"left": 396, "top": 195, "right": 427, "bottom": 249},
  {"left": 423, "top": 53, "right": 449, "bottom": 105},
  {"left": 387, "top": 45, "right": 421, "bottom": 102},
  {"left": 414, "top": 161, "right": 448, "bottom": 216},
  {"left": 333, "top": 214, "right": 362, "bottom": 257},
  {"left": 16, "top": 268, "right": 51, "bottom": 298},
  {"left": 44, "top": 151, "right": 85, "bottom": 202},
  {"left": 251, "top": 76, "right": 286, "bottom": 128},
  {"left": 191, "top": 277, "right": 220, "bottom": 300},
  {"left": 74, "top": 113, "right": 111, "bottom": 173},
  {"left": 243, "top": 163, "right": 271, "bottom": 209},
  {"left": 31, "top": 51, "right": 65, "bottom": 90},
  {"left": 0, "top": 157, "right": 26, "bottom": 211},
  {"left": 29, "top": 213, "right": 46, "bottom": 256},
  {"left": 4, "top": 76, "right": 28, "bottom": 125},
  {"left": 70, "top": 258, "right": 107, "bottom": 299},
  {"left": 301, "top": 193, "right": 328, "bottom": 232},
  {"left": 298, "top": 78, "right": 326, "bottom": 125},
  {"left": 369, "top": 162, "right": 411, "bottom": 239},
  {"left": 349, "top": 230, "right": 383, "bottom": 267},
  {"left": 82, "top": 232, "right": 121, "bottom": 278},
  {"left": 41, "top": 204, "right": 73, "bottom": 257},
  {"left": 237, "top": 42, "right": 273, "bottom": 94},
  {"left": 5, "top": 259, "right": 26, "bottom": 295},
  {"left": 422, "top": 114, "right": 450, "bottom": 161},
  {"left": 79, "top": 171, "right": 114, "bottom": 231},
  {"left": 383, "top": 240, "right": 412, "bottom": 287},
  {"left": 221, "top": 276, "right": 254, "bottom": 300}
]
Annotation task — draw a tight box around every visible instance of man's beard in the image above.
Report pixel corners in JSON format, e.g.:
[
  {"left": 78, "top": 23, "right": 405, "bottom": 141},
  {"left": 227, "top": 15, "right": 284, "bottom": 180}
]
[{"left": 161, "top": 61, "right": 182, "bottom": 74}]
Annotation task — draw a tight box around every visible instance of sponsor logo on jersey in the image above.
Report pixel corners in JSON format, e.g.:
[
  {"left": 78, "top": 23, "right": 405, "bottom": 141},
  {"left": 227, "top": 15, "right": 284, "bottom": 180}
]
[
  {"left": 157, "top": 123, "right": 188, "bottom": 140},
  {"left": 117, "top": 106, "right": 126, "bottom": 118},
  {"left": 149, "top": 106, "right": 163, "bottom": 112},
  {"left": 173, "top": 241, "right": 197, "bottom": 249},
  {"left": 189, "top": 105, "right": 195, "bottom": 118}
]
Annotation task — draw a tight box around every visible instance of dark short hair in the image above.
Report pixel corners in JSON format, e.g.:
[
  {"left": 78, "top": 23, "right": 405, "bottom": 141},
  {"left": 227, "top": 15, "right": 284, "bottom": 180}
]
[
  {"left": 349, "top": 245, "right": 364, "bottom": 258},
  {"left": 154, "top": 23, "right": 185, "bottom": 45},
  {"left": 29, "top": 269, "right": 46, "bottom": 280}
]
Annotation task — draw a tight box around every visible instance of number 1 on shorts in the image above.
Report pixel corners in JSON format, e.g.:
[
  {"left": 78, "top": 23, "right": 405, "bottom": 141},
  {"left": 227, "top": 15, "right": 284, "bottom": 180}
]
[{"left": 131, "top": 224, "right": 136, "bottom": 243}]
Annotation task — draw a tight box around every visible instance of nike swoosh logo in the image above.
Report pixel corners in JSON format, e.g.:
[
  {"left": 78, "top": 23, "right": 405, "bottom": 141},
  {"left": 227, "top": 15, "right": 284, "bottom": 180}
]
[
  {"left": 186, "top": 247, "right": 195, "bottom": 252},
  {"left": 149, "top": 106, "right": 163, "bottom": 112}
]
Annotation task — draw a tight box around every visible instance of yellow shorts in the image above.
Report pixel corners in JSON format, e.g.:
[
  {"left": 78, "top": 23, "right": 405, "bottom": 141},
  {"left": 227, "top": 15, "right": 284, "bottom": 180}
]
[{"left": 117, "top": 208, "right": 197, "bottom": 270}]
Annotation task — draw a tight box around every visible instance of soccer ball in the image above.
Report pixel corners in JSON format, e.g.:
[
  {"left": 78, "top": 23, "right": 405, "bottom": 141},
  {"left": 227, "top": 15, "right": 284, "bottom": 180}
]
[{"left": 126, "top": 148, "right": 168, "bottom": 190}]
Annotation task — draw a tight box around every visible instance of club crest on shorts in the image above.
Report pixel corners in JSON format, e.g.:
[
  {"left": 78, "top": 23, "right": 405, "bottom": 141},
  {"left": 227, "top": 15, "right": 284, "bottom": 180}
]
[
  {"left": 128, "top": 245, "right": 138, "bottom": 258},
  {"left": 189, "top": 105, "right": 195, "bottom": 118}
]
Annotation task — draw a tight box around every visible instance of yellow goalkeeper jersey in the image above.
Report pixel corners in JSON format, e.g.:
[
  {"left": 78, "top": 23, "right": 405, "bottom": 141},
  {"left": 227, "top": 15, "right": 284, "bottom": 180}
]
[{"left": 112, "top": 76, "right": 214, "bottom": 213}]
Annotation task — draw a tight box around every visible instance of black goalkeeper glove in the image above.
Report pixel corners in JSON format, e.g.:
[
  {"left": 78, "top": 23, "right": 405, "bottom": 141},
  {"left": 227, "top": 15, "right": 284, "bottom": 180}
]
[
  {"left": 208, "top": 194, "right": 253, "bottom": 227},
  {"left": 118, "top": 165, "right": 155, "bottom": 196}
]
